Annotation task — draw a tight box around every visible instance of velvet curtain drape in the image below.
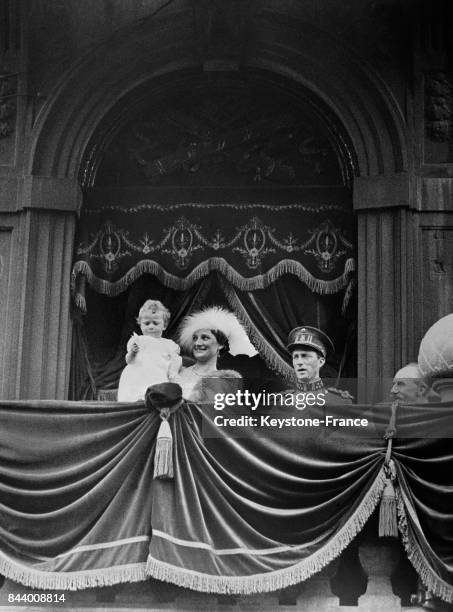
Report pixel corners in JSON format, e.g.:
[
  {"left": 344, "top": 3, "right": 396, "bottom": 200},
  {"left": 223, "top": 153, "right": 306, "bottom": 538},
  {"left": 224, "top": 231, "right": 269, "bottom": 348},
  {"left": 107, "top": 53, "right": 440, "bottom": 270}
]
[
  {"left": 70, "top": 272, "right": 355, "bottom": 400},
  {"left": 219, "top": 275, "right": 355, "bottom": 383},
  {"left": 0, "top": 398, "right": 452, "bottom": 602},
  {"left": 69, "top": 202, "right": 357, "bottom": 398}
]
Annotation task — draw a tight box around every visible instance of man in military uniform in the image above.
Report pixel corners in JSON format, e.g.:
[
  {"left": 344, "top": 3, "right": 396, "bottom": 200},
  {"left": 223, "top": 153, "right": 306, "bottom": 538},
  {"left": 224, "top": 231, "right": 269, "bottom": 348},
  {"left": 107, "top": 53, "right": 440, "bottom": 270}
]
[{"left": 286, "top": 326, "right": 353, "bottom": 404}]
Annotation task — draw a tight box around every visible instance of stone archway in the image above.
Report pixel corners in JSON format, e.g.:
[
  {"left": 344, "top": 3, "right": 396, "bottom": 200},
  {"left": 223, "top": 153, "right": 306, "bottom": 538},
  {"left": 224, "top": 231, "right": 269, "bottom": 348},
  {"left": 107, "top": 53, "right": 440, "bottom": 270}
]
[
  {"left": 22, "top": 10, "right": 407, "bottom": 398},
  {"left": 28, "top": 12, "right": 405, "bottom": 179}
]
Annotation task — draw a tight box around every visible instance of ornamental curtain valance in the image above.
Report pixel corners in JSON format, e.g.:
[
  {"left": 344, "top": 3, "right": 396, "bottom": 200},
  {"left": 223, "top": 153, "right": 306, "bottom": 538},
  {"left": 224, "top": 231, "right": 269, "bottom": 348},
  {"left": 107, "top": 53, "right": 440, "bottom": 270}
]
[{"left": 71, "top": 203, "right": 355, "bottom": 309}]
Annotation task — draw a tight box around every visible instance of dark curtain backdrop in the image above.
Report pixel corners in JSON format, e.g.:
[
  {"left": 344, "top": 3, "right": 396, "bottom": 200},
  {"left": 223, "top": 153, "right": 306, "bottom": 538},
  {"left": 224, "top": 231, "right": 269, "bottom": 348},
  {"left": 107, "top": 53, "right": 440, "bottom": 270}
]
[
  {"left": 70, "top": 272, "right": 355, "bottom": 400},
  {"left": 69, "top": 201, "right": 357, "bottom": 399},
  {"left": 219, "top": 274, "right": 356, "bottom": 382}
]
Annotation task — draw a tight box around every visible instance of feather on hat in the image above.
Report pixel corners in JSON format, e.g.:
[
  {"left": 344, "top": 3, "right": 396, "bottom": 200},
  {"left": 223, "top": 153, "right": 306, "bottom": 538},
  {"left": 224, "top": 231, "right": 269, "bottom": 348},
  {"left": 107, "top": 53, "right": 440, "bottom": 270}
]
[{"left": 178, "top": 306, "right": 257, "bottom": 357}]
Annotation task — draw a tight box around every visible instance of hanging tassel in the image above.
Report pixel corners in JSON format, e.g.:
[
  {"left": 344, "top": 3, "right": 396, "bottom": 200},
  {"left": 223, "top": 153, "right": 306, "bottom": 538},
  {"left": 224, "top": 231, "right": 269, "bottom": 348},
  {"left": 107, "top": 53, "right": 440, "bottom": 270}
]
[
  {"left": 379, "top": 404, "right": 399, "bottom": 538},
  {"left": 153, "top": 417, "right": 174, "bottom": 480},
  {"left": 379, "top": 453, "right": 398, "bottom": 537},
  {"left": 379, "top": 477, "right": 398, "bottom": 537}
]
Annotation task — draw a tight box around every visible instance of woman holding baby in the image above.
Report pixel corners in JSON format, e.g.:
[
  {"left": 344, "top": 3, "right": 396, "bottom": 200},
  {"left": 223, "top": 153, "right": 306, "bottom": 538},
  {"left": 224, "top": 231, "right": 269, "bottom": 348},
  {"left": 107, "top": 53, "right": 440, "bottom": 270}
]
[{"left": 117, "top": 301, "right": 256, "bottom": 403}]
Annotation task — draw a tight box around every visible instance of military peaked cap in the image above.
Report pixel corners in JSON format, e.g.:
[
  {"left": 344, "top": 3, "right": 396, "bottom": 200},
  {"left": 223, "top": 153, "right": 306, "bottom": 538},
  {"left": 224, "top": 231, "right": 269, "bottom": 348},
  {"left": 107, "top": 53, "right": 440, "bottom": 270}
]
[{"left": 287, "top": 326, "right": 334, "bottom": 358}]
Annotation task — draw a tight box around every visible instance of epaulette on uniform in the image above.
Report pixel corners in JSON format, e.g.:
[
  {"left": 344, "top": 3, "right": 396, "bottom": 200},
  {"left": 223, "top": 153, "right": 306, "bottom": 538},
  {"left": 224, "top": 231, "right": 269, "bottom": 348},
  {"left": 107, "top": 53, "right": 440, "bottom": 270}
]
[{"left": 327, "top": 387, "right": 354, "bottom": 401}]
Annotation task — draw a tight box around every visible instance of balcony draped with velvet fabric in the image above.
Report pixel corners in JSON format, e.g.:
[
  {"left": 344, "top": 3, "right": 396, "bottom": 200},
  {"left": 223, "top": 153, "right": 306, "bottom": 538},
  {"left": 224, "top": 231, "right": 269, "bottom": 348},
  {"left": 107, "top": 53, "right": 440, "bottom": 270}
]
[{"left": 0, "top": 396, "right": 452, "bottom": 604}]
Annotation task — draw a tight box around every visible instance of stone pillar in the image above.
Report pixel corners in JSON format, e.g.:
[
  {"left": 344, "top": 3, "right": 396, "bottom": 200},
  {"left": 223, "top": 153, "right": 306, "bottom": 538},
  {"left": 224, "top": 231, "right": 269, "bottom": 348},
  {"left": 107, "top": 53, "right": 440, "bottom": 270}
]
[
  {"left": 410, "top": 4, "right": 453, "bottom": 355},
  {"left": 354, "top": 174, "right": 415, "bottom": 387},
  {"left": 0, "top": 219, "right": 16, "bottom": 398},
  {"left": 298, "top": 560, "right": 340, "bottom": 611},
  {"left": 415, "top": 178, "right": 453, "bottom": 347},
  {"left": 9, "top": 176, "right": 81, "bottom": 399},
  {"left": 95, "top": 585, "right": 120, "bottom": 603}
]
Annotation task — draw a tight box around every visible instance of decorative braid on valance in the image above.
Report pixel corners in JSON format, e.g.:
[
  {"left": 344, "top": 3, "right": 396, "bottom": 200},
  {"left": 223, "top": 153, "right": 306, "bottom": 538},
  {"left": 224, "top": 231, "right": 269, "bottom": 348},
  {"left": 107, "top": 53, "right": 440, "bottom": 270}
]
[{"left": 71, "top": 203, "right": 356, "bottom": 304}]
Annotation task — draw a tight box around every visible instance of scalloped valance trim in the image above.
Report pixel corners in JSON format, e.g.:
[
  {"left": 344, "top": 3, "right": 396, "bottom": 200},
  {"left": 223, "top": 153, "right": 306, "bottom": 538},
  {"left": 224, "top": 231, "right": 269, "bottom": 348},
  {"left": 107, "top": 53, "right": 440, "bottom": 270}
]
[
  {"left": 71, "top": 257, "right": 356, "bottom": 301},
  {"left": 145, "top": 466, "right": 386, "bottom": 595},
  {"left": 219, "top": 277, "right": 295, "bottom": 381}
]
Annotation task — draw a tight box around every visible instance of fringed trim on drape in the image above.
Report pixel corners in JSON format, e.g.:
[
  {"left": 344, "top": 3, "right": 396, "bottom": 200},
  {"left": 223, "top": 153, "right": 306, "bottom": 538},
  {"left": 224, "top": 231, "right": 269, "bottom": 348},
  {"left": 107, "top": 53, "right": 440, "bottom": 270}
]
[
  {"left": 341, "top": 277, "right": 355, "bottom": 315},
  {"left": 0, "top": 554, "right": 148, "bottom": 591},
  {"left": 71, "top": 258, "right": 356, "bottom": 301},
  {"left": 219, "top": 278, "right": 294, "bottom": 381},
  {"left": 396, "top": 490, "right": 453, "bottom": 603},
  {"left": 145, "top": 467, "right": 387, "bottom": 595},
  {"left": 74, "top": 275, "right": 87, "bottom": 314}
]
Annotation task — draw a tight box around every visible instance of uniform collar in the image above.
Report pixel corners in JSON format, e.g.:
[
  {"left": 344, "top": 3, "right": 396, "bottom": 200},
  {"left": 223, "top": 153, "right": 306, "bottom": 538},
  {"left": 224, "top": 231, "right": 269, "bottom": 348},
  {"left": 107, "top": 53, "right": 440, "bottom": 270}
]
[{"left": 296, "top": 378, "right": 325, "bottom": 392}]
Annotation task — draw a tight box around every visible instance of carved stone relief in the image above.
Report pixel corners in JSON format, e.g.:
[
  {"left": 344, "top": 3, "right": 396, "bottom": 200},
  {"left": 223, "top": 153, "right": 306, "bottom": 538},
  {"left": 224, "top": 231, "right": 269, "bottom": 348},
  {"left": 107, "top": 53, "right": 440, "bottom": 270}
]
[
  {"left": 0, "top": 76, "right": 16, "bottom": 139},
  {"left": 424, "top": 72, "right": 453, "bottom": 163},
  {"left": 95, "top": 85, "right": 345, "bottom": 187}
]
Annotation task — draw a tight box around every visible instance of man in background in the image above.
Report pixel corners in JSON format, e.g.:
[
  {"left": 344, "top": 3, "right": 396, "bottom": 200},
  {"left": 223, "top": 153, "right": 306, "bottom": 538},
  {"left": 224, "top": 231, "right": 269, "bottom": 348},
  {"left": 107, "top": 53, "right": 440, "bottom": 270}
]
[
  {"left": 390, "top": 362, "right": 437, "bottom": 610},
  {"left": 390, "top": 362, "right": 434, "bottom": 404}
]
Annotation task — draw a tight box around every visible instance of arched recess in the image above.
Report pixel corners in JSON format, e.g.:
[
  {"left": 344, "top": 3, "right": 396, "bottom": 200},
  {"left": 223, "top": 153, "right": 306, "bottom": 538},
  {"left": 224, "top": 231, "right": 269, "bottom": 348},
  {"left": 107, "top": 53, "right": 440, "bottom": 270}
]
[
  {"left": 23, "top": 9, "right": 407, "bottom": 399},
  {"left": 70, "top": 68, "right": 357, "bottom": 399}
]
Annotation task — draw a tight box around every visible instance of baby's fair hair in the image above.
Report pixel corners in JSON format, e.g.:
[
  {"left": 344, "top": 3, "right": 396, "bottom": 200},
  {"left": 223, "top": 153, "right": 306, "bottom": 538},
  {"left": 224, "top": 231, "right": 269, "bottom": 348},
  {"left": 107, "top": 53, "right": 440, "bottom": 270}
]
[{"left": 137, "top": 300, "right": 171, "bottom": 328}]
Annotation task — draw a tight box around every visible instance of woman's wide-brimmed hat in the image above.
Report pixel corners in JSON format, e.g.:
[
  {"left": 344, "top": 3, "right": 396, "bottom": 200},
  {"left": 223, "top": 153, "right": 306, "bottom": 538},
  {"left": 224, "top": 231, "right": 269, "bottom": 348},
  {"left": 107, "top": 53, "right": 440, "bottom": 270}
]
[{"left": 178, "top": 306, "right": 257, "bottom": 357}]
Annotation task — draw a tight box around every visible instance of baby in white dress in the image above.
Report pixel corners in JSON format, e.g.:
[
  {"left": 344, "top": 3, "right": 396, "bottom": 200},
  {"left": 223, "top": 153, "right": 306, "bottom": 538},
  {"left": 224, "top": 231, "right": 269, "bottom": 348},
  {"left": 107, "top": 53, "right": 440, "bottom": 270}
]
[{"left": 117, "top": 300, "right": 182, "bottom": 402}]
